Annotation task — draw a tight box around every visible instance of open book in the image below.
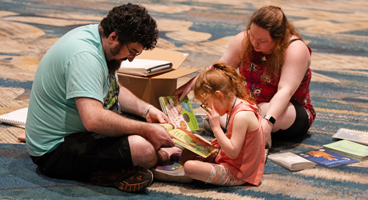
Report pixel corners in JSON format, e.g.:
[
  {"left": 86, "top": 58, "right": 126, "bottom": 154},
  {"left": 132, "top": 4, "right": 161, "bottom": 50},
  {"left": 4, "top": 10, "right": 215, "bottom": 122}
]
[
  {"left": 268, "top": 152, "right": 317, "bottom": 171},
  {"left": 332, "top": 128, "right": 368, "bottom": 146},
  {"left": 159, "top": 96, "right": 199, "bottom": 131},
  {"left": 118, "top": 59, "right": 172, "bottom": 76},
  {"left": 159, "top": 123, "right": 216, "bottom": 158},
  {"left": 0, "top": 107, "right": 28, "bottom": 128}
]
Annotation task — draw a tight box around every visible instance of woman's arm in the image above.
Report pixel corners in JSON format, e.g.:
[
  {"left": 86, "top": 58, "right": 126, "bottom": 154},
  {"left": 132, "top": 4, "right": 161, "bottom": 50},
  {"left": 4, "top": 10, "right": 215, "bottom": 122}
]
[
  {"left": 218, "top": 31, "right": 246, "bottom": 69},
  {"left": 174, "top": 31, "right": 247, "bottom": 100},
  {"left": 262, "top": 39, "right": 311, "bottom": 134}
]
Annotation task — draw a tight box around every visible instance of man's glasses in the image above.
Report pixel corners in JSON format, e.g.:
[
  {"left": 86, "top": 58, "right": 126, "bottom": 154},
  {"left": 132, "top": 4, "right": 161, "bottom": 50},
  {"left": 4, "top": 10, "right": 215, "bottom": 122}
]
[{"left": 126, "top": 44, "right": 142, "bottom": 57}]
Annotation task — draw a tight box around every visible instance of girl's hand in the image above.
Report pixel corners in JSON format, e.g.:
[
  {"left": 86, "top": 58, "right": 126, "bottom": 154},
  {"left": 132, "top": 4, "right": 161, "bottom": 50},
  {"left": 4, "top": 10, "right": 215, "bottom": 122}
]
[
  {"left": 205, "top": 103, "right": 221, "bottom": 133},
  {"left": 211, "top": 138, "right": 220, "bottom": 149}
]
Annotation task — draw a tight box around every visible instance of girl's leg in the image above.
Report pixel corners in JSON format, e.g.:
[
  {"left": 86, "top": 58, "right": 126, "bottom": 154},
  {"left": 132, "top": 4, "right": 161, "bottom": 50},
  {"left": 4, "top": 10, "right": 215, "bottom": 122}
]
[
  {"left": 183, "top": 160, "right": 213, "bottom": 182},
  {"left": 184, "top": 161, "right": 245, "bottom": 186}
]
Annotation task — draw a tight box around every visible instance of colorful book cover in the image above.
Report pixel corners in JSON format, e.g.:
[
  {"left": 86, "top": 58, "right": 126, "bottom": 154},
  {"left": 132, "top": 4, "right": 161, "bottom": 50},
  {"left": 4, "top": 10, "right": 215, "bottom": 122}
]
[
  {"left": 323, "top": 140, "right": 368, "bottom": 161},
  {"left": 159, "top": 96, "right": 199, "bottom": 131},
  {"left": 332, "top": 128, "right": 368, "bottom": 146},
  {"left": 159, "top": 123, "right": 216, "bottom": 158},
  {"left": 296, "top": 148, "right": 359, "bottom": 168}
]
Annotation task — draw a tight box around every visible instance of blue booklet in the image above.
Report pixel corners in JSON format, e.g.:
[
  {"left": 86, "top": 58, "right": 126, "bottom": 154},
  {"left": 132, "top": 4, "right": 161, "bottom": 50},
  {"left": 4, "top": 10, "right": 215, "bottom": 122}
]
[{"left": 296, "top": 148, "right": 359, "bottom": 168}]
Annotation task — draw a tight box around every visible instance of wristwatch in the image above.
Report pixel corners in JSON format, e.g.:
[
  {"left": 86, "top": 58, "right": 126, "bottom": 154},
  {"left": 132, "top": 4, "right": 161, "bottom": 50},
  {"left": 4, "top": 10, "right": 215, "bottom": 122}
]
[{"left": 264, "top": 115, "right": 276, "bottom": 126}]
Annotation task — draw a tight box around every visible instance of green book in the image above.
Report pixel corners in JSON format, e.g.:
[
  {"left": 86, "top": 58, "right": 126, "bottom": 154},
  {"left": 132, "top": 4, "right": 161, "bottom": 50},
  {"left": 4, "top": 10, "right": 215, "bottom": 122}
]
[
  {"left": 323, "top": 140, "right": 368, "bottom": 161},
  {"left": 159, "top": 95, "right": 199, "bottom": 131}
]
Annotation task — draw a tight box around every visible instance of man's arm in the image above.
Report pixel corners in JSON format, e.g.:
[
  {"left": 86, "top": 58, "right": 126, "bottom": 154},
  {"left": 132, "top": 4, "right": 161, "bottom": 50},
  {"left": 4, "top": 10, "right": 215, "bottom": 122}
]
[{"left": 75, "top": 96, "right": 175, "bottom": 150}]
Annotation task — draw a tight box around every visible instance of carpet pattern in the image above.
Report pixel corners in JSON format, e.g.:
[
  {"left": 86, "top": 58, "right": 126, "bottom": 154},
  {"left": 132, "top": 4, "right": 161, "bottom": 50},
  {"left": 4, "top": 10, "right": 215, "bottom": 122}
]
[{"left": 1, "top": 0, "right": 368, "bottom": 199}]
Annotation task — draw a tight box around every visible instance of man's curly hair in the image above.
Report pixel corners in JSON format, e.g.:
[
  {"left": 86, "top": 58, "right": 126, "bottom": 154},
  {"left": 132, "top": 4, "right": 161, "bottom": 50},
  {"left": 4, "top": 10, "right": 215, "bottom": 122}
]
[{"left": 100, "top": 3, "right": 158, "bottom": 50}]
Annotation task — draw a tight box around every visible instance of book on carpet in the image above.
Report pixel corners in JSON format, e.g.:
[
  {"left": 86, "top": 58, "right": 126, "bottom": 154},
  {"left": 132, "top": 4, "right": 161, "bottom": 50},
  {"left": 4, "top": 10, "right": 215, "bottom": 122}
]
[
  {"left": 296, "top": 148, "right": 359, "bottom": 168},
  {"left": 332, "top": 128, "right": 368, "bottom": 146},
  {"left": 159, "top": 95, "right": 199, "bottom": 131},
  {"left": 0, "top": 107, "right": 28, "bottom": 128},
  {"left": 323, "top": 140, "right": 368, "bottom": 161},
  {"left": 118, "top": 59, "right": 172, "bottom": 76},
  {"left": 159, "top": 123, "right": 216, "bottom": 158},
  {"left": 268, "top": 152, "right": 317, "bottom": 171}
]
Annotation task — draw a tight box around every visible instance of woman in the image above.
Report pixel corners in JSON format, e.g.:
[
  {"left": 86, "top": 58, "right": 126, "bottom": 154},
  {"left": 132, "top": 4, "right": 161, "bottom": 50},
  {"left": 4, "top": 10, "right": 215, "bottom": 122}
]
[{"left": 174, "top": 6, "right": 316, "bottom": 148}]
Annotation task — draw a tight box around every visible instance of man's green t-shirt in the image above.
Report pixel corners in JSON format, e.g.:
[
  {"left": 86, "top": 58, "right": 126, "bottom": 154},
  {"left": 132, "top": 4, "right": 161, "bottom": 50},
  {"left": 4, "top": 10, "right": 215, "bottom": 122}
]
[{"left": 26, "top": 24, "right": 119, "bottom": 157}]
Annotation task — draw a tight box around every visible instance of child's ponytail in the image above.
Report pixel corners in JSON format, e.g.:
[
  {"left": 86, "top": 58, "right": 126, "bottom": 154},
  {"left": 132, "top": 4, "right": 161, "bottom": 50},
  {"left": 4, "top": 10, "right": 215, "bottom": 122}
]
[{"left": 194, "top": 62, "right": 255, "bottom": 104}]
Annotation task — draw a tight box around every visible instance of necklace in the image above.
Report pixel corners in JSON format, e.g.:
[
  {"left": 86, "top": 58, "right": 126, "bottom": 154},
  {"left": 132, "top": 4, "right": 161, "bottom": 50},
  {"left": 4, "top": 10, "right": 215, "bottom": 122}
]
[
  {"left": 212, "top": 96, "right": 237, "bottom": 162},
  {"left": 224, "top": 96, "right": 237, "bottom": 133},
  {"left": 249, "top": 52, "right": 266, "bottom": 93}
]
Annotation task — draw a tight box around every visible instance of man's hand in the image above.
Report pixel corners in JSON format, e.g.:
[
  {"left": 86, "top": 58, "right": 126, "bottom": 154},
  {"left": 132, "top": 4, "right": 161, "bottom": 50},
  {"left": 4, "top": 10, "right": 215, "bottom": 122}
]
[
  {"left": 145, "top": 107, "right": 170, "bottom": 123},
  {"left": 144, "top": 124, "right": 175, "bottom": 150}
]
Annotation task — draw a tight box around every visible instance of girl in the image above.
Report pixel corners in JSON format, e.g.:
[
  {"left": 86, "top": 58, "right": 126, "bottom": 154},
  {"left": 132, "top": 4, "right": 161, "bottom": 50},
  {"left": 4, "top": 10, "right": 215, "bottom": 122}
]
[{"left": 183, "top": 62, "right": 265, "bottom": 186}]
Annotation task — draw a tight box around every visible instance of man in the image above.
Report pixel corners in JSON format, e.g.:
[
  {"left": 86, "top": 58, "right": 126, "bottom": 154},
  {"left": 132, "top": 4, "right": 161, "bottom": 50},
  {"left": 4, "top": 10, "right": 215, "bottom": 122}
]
[{"left": 25, "top": 3, "right": 177, "bottom": 192}]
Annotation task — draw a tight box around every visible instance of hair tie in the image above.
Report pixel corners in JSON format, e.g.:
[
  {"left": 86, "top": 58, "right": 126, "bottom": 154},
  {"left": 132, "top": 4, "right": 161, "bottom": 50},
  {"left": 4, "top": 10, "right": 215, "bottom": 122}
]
[{"left": 211, "top": 66, "right": 215, "bottom": 69}]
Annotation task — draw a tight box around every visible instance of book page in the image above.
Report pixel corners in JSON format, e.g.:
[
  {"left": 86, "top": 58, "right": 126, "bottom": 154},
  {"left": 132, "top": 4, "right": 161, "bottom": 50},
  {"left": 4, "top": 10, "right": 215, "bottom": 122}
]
[
  {"left": 0, "top": 107, "right": 28, "bottom": 127},
  {"left": 168, "top": 128, "right": 216, "bottom": 158}
]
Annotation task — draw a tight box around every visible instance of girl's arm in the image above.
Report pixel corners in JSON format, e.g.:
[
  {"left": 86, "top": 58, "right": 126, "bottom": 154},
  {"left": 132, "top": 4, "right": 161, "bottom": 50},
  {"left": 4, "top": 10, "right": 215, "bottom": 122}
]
[
  {"left": 208, "top": 103, "right": 258, "bottom": 159},
  {"left": 215, "top": 111, "right": 258, "bottom": 159}
]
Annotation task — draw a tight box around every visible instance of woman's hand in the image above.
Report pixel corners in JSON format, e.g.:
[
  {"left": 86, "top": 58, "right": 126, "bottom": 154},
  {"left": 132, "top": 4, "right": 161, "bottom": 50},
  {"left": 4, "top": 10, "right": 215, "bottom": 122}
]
[
  {"left": 173, "top": 76, "right": 198, "bottom": 101},
  {"left": 261, "top": 118, "right": 273, "bottom": 148}
]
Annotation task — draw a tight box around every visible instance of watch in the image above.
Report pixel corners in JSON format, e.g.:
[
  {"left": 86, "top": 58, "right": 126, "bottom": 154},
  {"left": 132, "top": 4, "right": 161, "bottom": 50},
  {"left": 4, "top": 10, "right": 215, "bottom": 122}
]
[{"left": 264, "top": 115, "right": 276, "bottom": 126}]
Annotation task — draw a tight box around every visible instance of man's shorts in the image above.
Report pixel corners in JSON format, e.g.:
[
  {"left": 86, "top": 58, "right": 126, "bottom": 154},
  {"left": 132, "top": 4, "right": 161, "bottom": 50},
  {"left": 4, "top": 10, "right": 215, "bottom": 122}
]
[{"left": 31, "top": 132, "right": 133, "bottom": 181}]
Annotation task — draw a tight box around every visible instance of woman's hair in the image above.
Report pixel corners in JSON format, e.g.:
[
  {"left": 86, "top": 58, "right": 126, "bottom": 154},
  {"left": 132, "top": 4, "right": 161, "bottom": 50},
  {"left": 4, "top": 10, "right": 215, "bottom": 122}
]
[
  {"left": 243, "top": 6, "right": 302, "bottom": 78},
  {"left": 100, "top": 3, "right": 159, "bottom": 50},
  {"left": 194, "top": 62, "right": 254, "bottom": 103}
]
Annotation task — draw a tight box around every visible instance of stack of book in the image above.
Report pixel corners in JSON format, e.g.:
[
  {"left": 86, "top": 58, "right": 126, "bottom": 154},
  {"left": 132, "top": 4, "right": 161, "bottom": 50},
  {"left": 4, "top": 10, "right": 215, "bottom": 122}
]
[
  {"left": 268, "top": 128, "right": 368, "bottom": 171},
  {"left": 119, "top": 59, "right": 172, "bottom": 77}
]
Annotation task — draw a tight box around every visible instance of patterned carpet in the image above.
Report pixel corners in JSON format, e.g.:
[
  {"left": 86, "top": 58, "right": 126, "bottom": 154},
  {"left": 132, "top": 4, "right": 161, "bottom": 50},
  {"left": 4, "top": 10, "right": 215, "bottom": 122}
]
[{"left": 0, "top": 0, "right": 368, "bottom": 199}]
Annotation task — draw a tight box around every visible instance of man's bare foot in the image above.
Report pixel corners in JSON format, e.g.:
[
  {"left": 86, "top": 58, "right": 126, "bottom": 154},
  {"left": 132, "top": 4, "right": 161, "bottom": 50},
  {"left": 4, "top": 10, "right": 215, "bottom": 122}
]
[
  {"left": 17, "top": 131, "right": 26, "bottom": 142},
  {"left": 157, "top": 146, "right": 182, "bottom": 165}
]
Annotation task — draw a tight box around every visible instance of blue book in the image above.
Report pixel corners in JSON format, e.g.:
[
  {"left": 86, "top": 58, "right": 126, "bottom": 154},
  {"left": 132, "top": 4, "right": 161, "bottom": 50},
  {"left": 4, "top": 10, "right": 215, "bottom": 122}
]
[{"left": 296, "top": 148, "right": 359, "bottom": 168}]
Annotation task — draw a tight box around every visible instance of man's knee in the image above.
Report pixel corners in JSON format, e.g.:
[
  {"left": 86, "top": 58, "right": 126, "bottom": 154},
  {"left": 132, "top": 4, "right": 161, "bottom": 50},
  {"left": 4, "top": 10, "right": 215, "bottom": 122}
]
[{"left": 128, "top": 135, "right": 157, "bottom": 168}]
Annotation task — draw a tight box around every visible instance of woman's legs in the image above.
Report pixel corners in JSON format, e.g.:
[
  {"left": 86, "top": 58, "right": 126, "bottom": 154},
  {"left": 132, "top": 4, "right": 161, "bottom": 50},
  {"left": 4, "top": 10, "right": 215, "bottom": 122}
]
[
  {"left": 259, "top": 100, "right": 310, "bottom": 140},
  {"left": 258, "top": 102, "right": 296, "bottom": 132}
]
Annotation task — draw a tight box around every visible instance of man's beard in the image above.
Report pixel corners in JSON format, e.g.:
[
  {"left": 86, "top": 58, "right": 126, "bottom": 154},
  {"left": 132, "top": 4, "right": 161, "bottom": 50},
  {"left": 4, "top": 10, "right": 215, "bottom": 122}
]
[
  {"left": 107, "top": 59, "right": 124, "bottom": 76},
  {"left": 106, "top": 44, "right": 127, "bottom": 76}
]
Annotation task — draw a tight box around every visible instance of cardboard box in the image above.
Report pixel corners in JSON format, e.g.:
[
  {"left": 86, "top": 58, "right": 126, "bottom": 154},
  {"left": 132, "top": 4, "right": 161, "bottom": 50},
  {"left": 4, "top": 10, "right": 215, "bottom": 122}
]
[{"left": 117, "top": 48, "right": 199, "bottom": 109}]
